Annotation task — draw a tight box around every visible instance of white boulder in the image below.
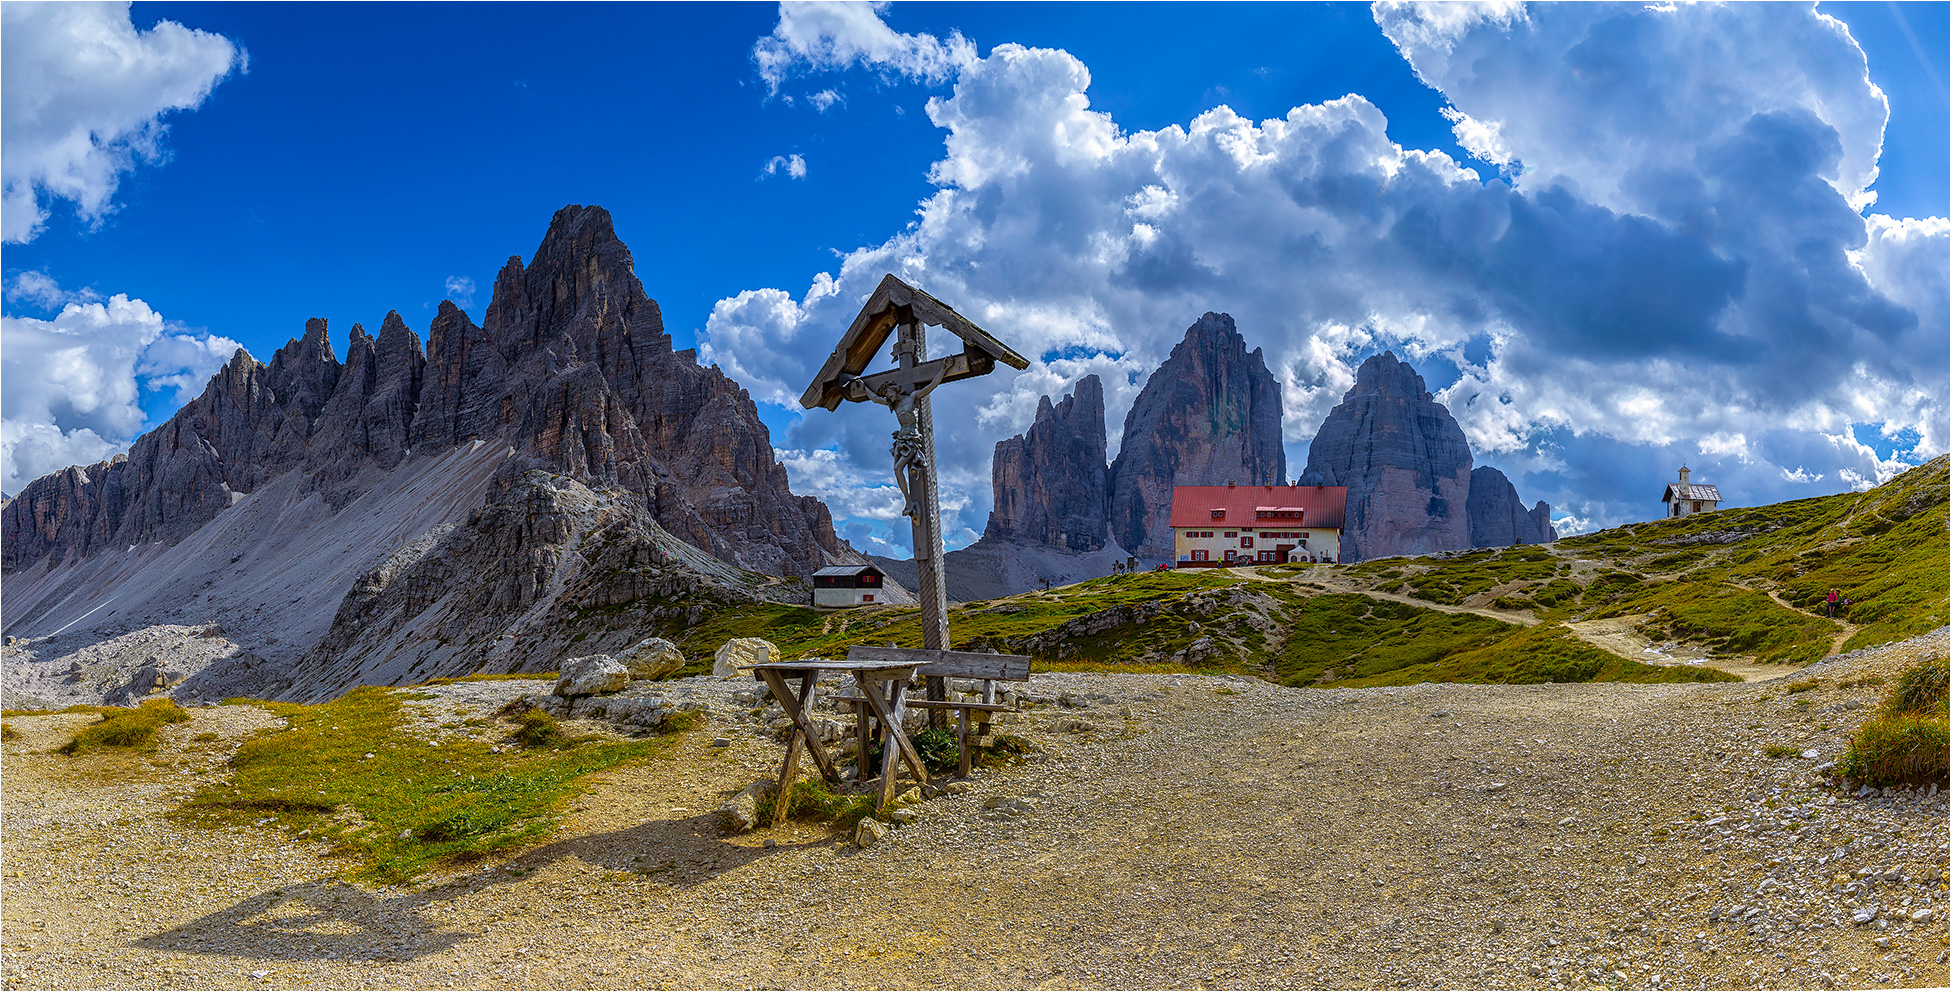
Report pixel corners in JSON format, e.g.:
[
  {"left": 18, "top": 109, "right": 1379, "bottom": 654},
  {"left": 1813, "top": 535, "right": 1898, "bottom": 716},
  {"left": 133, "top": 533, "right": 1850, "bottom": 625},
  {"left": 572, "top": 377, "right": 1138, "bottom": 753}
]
[
  {"left": 615, "top": 637, "right": 687, "bottom": 680},
  {"left": 714, "top": 637, "right": 778, "bottom": 678},
  {"left": 555, "top": 655, "right": 629, "bottom": 697}
]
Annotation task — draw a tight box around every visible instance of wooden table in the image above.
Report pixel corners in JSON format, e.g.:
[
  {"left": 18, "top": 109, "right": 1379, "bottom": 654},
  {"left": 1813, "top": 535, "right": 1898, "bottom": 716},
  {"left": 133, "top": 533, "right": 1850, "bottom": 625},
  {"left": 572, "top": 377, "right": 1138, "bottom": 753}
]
[{"left": 746, "top": 659, "right": 932, "bottom": 822}]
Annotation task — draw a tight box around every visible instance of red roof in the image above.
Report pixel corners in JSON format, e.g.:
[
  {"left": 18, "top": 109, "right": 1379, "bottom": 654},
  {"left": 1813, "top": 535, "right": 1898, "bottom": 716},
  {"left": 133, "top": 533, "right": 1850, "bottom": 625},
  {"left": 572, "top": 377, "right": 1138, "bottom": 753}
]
[{"left": 1170, "top": 484, "right": 1347, "bottom": 529}]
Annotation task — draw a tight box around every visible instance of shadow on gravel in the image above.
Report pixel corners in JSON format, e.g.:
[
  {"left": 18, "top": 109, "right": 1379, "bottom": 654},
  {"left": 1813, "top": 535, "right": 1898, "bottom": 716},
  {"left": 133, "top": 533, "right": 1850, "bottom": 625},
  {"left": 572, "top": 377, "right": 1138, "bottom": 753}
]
[{"left": 129, "top": 812, "right": 823, "bottom": 963}]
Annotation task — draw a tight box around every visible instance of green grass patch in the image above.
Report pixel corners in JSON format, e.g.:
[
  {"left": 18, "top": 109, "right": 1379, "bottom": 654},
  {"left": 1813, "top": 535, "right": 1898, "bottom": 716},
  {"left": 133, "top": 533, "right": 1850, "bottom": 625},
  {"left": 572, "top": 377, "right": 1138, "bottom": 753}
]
[
  {"left": 1841, "top": 655, "right": 1948, "bottom": 788},
  {"left": 1595, "top": 580, "right": 1841, "bottom": 665},
  {"left": 175, "top": 687, "right": 675, "bottom": 883},
  {"left": 672, "top": 570, "right": 1247, "bottom": 672},
  {"left": 55, "top": 699, "right": 190, "bottom": 755},
  {"left": 0, "top": 723, "right": 17, "bottom": 741},
  {"left": 759, "top": 777, "right": 881, "bottom": 827},
  {"left": 1394, "top": 546, "right": 1558, "bottom": 606},
  {"left": 1376, "top": 623, "right": 1739, "bottom": 687},
  {"left": 1764, "top": 744, "right": 1800, "bottom": 759},
  {"left": 1270, "top": 592, "right": 1516, "bottom": 685},
  {"left": 910, "top": 727, "right": 960, "bottom": 773},
  {"left": 1563, "top": 457, "right": 1947, "bottom": 654}
]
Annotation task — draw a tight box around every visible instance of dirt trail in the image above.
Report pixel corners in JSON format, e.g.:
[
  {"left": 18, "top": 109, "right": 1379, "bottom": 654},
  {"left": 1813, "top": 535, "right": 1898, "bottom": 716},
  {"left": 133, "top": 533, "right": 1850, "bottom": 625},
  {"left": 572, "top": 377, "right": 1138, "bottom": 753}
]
[
  {"left": 5, "top": 631, "right": 1947, "bottom": 991},
  {"left": 1226, "top": 565, "right": 1540, "bottom": 627}
]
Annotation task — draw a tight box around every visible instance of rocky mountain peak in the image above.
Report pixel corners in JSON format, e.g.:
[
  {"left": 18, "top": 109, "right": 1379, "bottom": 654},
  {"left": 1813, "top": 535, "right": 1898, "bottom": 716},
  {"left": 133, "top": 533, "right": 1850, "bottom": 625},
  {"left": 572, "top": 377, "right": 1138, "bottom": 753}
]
[
  {"left": 1304, "top": 351, "right": 1558, "bottom": 560},
  {"left": 1108, "top": 313, "right": 1285, "bottom": 560},
  {"left": 983, "top": 375, "right": 1111, "bottom": 552},
  {"left": 1352, "top": 350, "right": 1429, "bottom": 399},
  {"left": 1466, "top": 465, "right": 1559, "bottom": 547},
  {"left": 3, "top": 204, "right": 851, "bottom": 593},
  {"left": 1303, "top": 351, "right": 1473, "bottom": 560}
]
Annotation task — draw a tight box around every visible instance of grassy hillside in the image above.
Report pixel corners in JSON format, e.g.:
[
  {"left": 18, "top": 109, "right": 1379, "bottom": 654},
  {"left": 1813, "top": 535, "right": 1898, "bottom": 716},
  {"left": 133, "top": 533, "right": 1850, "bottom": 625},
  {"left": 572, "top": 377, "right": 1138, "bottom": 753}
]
[{"left": 637, "top": 457, "right": 1946, "bottom": 689}]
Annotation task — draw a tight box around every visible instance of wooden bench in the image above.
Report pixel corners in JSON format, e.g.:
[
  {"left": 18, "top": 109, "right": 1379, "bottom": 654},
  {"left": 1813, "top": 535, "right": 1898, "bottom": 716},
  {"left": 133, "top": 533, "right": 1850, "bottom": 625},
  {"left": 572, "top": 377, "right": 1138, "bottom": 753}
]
[{"left": 841, "top": 647, "right": 1031, "bottom": 777}]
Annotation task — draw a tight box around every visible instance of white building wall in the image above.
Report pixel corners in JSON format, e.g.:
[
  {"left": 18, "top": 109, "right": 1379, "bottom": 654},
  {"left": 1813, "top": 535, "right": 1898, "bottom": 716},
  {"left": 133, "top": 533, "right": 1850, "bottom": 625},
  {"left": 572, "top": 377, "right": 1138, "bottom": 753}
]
[
  {"left": 813, "top": 587, "right": 878, "bottom": 607},
  {"left": 1173, "top": 527, "right": 1341, "bottom": 565}
]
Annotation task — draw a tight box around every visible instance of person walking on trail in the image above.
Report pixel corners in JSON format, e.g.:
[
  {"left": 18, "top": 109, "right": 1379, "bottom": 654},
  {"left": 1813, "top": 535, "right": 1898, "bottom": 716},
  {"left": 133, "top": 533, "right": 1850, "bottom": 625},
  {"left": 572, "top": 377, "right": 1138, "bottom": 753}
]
[{"left": 1826, "top": 588, "right": 1840, "bottom": 618}]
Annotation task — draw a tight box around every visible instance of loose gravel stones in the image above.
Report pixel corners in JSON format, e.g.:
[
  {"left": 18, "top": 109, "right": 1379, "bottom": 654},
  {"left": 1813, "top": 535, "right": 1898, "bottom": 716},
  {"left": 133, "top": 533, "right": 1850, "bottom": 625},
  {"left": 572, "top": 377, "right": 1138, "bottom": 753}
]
[{"left": 2, "top": 629, "right": 1947, "bottom": 990}]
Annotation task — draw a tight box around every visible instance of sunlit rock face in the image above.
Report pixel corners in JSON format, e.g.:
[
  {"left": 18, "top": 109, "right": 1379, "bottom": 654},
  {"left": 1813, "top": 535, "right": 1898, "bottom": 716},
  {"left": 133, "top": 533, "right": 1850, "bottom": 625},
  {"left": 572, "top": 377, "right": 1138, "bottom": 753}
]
[{"left": 1108, "top": 313, "right": 1286, "bottom": 561}]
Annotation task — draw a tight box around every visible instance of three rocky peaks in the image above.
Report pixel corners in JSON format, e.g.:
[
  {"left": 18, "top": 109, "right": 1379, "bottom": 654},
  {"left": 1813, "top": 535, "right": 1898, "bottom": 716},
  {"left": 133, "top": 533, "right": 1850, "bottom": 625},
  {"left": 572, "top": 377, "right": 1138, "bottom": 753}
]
[{"left": 959, "top": 326, "right": 1554, "bottom": 578}]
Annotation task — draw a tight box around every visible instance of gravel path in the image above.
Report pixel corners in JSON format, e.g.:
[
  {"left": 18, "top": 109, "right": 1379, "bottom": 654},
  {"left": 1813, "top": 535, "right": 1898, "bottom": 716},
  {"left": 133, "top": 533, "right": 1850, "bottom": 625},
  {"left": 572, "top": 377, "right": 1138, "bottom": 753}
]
[{"left": 3, "top": 631, "right": 1946, "bottom": 990}]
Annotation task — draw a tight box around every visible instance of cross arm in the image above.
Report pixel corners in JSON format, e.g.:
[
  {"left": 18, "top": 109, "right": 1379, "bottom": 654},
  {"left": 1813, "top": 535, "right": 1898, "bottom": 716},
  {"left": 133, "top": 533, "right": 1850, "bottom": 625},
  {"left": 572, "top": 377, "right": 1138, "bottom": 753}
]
[{"left": 840, "top": 351, "right": 998, "bottom": 403}]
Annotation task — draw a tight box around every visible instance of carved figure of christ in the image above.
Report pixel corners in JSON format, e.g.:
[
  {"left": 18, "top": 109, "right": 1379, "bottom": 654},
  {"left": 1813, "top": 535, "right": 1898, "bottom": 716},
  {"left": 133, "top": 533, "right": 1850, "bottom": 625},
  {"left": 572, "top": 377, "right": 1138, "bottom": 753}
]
[{"left": 870, "top": 359, "right": 946, "bottom": 520}]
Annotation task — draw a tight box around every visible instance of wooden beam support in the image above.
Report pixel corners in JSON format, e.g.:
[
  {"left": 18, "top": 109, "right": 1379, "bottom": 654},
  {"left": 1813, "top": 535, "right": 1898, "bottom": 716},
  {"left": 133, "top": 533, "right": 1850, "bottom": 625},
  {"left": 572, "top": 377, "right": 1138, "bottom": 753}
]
[
  {"left": 845, "top": 646, "right": 1032, "bottom": 681},
  {"left": 800, "top": 273, "right": 1030, "bottom": 412},
  {"left": 757, "top": 668, "right": 842, "bottom": 791}
]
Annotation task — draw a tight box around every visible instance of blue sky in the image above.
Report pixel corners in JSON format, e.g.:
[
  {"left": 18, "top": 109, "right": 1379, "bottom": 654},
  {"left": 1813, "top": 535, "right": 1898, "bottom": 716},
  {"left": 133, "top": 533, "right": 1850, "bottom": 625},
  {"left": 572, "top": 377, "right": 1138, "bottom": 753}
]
[{"left": 3, "top": 1, "right": 1947, "bottom": 557}]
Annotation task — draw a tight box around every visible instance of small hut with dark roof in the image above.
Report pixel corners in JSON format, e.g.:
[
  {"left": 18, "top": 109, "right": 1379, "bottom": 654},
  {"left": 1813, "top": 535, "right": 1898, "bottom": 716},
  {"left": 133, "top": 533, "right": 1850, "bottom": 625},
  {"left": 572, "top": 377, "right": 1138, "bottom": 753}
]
[{"left": 812, "top": 564, "right": 887, "bottom": 606}]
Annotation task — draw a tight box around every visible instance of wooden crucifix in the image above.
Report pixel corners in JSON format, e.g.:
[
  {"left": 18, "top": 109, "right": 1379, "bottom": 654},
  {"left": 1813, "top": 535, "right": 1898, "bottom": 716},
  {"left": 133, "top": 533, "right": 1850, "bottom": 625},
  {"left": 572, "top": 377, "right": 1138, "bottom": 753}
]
[{"left": 802, "top": 274, "right": 1029, "bottom": 710}]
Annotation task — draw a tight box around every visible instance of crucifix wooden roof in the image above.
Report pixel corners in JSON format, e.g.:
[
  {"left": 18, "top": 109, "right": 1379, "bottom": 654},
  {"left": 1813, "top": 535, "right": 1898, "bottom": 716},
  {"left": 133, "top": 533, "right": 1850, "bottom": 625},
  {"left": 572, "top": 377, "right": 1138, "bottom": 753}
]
[{"left": 800, "top": 273, "right": 1030, "bottom": 411}]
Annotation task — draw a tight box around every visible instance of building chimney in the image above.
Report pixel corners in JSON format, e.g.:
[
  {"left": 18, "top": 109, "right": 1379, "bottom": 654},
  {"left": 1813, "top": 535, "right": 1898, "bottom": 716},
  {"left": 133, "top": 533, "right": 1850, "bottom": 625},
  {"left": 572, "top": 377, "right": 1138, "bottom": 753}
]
[
  {"left": 1679, "top": 465, "right": 1691, "bottom": 485},
  {"left": 1227, "top": 479, "right": 1235, "bottom": 488}
]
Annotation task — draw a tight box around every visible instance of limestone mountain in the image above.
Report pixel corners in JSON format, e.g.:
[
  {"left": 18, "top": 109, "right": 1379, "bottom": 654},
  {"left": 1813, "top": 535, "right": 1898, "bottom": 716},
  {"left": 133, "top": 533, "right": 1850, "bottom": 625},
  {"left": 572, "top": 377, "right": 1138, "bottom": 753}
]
[
  {"left": 983, "top": 375, "right": 1112, "bottom": 552},
  {"left": 1466, "top": 466, "right": 1559, "bottom": 547},
  {"left": 1108, "top": 313, "right": 1286, "bottom": 560},
  {"left": 1, "top": 205, "right": 859, "bottom": 701},
  {"left": 1302, "top": 351, "right": 1554, "bottom": 560}
]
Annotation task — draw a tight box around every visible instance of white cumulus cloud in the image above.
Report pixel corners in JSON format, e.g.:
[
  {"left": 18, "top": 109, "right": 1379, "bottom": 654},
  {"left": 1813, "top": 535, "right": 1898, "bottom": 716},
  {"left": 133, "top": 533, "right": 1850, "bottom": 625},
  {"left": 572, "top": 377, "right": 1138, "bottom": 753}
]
[
  {"left": 1, "top": 1, "right": 242, "bottom": 243},
  {"left": 1, "top": 275, "right": 239, "bottom": 494},
  {"left": 753, "top": 1, "right": 975, "bottom": 94},
  {"left": 763, "top": 153, "right": 809, "bottom": 179},
  {"left": 715, "top": 2, "right": 1946, "bottom": 544}
]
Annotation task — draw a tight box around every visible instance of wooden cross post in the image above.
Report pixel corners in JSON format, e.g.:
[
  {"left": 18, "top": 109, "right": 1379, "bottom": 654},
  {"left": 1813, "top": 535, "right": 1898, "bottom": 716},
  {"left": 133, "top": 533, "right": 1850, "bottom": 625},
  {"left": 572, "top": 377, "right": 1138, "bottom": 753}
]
[
  {"left": 890, "top": 315, "right": 952, "bottom": 658},
  {"left": 802, "top": 275, "right": 1029, "bottom": 726}
]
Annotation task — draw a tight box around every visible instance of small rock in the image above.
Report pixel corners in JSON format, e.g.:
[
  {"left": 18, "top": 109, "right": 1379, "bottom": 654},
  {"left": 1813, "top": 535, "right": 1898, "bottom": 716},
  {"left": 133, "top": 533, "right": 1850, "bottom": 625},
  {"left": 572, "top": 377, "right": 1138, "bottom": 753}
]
[
  {"left": 944, "top": 782, "right": 972, "bottom": 796},
  {"left": 1484, "top": 782, "right": 1508, "bottom": 793},
  {"left": 710, "top": 737, "right": 731, "bottom": 748},
  {"left": 718, "top": 781, "right": 771, "bottom": 832},
  {"left": 1801, "top": 749, "right": 1820, "bottom": 759},
  {"left": 1853, "top": 905, "right": 1879, "bottom": 925},
  {"left": 1910, "top": 908, "right": 1933, "bottom": 923},
  {"left": 890, "top": 809, "right": 918, "bottom": 824},
  {"left": 898, "top": 787, "right": 923, "bottom": 804},
  {"left": 397, "top": 829, "right": 413, "bottom": 840},
  {"left": 852, "top": 817, "right": 888, "bottom": 848},
  {"left": 762, "top": 838, "right": 777, "bottom": 849},
  {"left": 1873, "top": 936, "right": 1890, "bottom": 949}
]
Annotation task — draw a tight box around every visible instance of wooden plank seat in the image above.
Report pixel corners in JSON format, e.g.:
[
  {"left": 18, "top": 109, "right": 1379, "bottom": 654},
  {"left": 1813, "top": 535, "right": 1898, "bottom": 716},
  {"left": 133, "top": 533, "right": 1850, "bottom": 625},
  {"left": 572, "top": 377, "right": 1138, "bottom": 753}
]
[{"left": 839, "top": 647, "right": 1032, "bottom": 778}]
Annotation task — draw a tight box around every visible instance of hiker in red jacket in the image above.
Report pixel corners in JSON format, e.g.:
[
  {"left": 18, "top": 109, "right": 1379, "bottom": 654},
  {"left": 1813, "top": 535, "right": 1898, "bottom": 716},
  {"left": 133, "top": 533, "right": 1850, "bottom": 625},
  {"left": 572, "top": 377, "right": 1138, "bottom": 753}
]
[{"left": 1826, "top": 588, "right": 1840, "bottom": 618}]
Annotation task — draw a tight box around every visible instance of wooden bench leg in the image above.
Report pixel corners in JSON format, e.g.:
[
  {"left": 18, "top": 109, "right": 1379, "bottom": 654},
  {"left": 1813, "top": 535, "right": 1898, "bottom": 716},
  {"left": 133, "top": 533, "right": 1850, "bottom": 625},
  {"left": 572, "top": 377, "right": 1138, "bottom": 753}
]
[
  {"left": 877, "top": 700, "right": 900, "bottom": 809},
  {"left": 854, "top": 699, "right": 871, "bottom": 783},
  {"left": 770, "top": 676, "right": 812, "bottom": 828}
]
